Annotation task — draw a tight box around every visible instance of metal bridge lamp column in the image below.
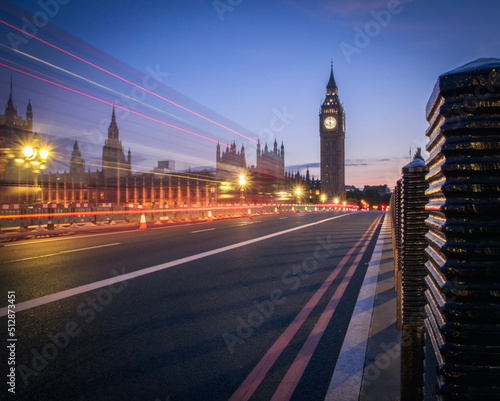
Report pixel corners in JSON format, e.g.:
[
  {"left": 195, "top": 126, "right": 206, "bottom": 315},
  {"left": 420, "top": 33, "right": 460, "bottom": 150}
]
[
  {"left": 295, "top": 187, "right": 302, "bottom": 206},
  {"left": 19, "top": 139, "right": 49, "bottom": 204},
  {"left": 238, "top": 174, "right": 246, "bottom": 205}
]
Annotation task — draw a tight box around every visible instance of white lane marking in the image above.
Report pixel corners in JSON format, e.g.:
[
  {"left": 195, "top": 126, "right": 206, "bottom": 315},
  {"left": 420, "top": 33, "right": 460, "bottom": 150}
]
[
  {"left": 3, "top": 230, "right": 138, "bottom": 247},
  {"left": 325, "top": 214, "right": 390, "bottom": 401},
  {"left": 59, "top": 243, "right": 121, "bottom": 254},
  {"left": 3, "top": 222, "right": 200, "bottom": 246},
  {"left": 0, "top": 243, "right": 121, "bottom": 264},
  {"left": 191, "top": 228, "right": 215, "bottom": 233},
  {"left": 150, "top": 223, "right": 195, "bottom": 230},
  {"left": 279, "top": 217, "right": 288, "bottom": 220},
  {"left": 0, "top": 213, "right": 357, "bottom": 317}
]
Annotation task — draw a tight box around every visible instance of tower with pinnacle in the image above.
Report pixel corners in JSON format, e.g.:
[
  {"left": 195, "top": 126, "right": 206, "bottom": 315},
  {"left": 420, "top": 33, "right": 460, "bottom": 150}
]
[
  {"left": 70, "top": 140, "right": 85, "bottom": 175},
  {"left": 0, "top": 74, "right": 35, "bottom": 182},
  {"left": 319, "top": 62, "right": 346, "bottom": 201},
  {"left": 102, "top": 106, "right": 131, "bottom": 181}
]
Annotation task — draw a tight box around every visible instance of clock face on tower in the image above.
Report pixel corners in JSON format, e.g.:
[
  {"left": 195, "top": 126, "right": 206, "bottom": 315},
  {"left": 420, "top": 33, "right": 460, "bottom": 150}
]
[{"left": 324, "top": 116, "right": 337, "bottom": 129}]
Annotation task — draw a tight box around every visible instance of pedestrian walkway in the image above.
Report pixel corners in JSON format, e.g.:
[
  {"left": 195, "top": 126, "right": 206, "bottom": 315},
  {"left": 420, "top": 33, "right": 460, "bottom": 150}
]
[{"left": 325, "top": 213, "right": 401, "bottom": 401}]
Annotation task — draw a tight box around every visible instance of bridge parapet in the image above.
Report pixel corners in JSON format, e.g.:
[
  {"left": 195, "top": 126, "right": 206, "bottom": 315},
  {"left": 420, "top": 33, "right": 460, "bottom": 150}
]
[{"left": 392, "top": 58, "right": 500, "bottom": 400}]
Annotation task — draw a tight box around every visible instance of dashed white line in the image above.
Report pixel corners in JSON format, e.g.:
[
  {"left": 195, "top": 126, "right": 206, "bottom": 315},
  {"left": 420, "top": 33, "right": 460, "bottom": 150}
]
[
  {"left": 191, "top": 228, "right": 216, "bottom": 233},
  {"left": 59, "top": 243, "right": 121, "bottom": 254},
  {"left": 1, "top": 243, "right": 121, "bottom": 264},
  {"left": 150, "top": 223, "right": 195, "bottom": 230},
  {"left": 3, "top": 230, "right": 137, "bottom": 247}
]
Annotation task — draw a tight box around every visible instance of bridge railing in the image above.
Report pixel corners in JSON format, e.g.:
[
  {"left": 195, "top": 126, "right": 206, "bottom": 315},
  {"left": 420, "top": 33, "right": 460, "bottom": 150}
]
[{"left": 391, "top": 59, "right": 500, "bottom": 401}]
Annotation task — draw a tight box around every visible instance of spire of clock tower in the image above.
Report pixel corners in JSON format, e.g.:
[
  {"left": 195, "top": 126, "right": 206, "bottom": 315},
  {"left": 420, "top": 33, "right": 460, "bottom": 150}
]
[
  {"left": 323, "top": 62, "right": 340, "bottom": 108},
  {"left": 326, "top": 60, "right": 337, "bottom": 93}
]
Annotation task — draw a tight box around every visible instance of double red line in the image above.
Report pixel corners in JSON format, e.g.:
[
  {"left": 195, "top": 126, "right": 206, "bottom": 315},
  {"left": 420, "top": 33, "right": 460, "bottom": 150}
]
[{"left": 230, "top": 214, "right": 383, "bottom": 401}]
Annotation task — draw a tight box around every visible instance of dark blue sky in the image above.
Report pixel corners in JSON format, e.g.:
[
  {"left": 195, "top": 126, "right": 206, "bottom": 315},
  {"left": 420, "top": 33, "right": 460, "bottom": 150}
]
[{"left": 1, "top": 0, "right": 499, "bottom": 187}]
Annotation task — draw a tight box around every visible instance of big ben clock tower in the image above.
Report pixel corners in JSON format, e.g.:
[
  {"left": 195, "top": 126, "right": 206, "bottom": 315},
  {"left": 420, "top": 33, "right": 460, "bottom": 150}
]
[{"left": 320, "top": 62, "right": 345, "bottom": 201}]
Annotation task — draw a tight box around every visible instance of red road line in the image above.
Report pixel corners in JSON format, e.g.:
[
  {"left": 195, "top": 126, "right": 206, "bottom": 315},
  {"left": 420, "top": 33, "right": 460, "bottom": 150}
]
[
  {"left": 228, "top": 215, "right": 382, "bottom": 401},
  {"left": 270, "top": 214, "right": 383, "bottom": 401}
]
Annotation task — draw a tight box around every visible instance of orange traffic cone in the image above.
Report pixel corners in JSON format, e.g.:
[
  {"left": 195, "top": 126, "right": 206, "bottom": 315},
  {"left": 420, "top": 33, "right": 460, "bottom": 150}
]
[
  {"left": 207, "top": 210, "right": 213, "bottom": 222},
  {"left": 248, "top": 208, "right": 252, "bottom": 217},
  {"left": 274, "top": 207, "right": 278, "bottom": 215},
  {"left": 139, "top": 213, "right": 147, "bottom": 229},
  {"left": 292, "top": 206, "right": 295, "bottom": 213}
]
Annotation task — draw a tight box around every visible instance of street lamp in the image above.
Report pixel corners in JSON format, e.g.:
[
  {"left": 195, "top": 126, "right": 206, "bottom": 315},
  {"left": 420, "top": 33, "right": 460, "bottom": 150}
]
[
  {"left": 239, "top": 174, "right": 246, "bottom": 204},
  {"left": 16, "top": 134, "right": 49, "bottom": 204},
  {"left": 295, "top": 187, "right": 302, "bottom": 204},
  {"left": 321, "top": 194, "right": 326, "bottom": 203}
]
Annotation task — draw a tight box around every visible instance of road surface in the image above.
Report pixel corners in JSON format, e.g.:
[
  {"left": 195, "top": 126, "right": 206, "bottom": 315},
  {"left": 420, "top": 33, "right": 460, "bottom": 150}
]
[{"left": 1, "top": 210, "right": 384, "bottom": 401}]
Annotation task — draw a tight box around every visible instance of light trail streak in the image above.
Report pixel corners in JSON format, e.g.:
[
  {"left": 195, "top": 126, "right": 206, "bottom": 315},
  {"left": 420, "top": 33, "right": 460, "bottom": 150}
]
[
  {"left": 0, "top": 43, "right": 185, "bottom": 123},
  {"left": 0, "top": 62, "right": 225, "bottom": 146},
  {"left": 0, "top": 205, "right": 264, "bottom": 220},
  {"left": 0, "top": 19, "right": 260, "bottom": 145}
]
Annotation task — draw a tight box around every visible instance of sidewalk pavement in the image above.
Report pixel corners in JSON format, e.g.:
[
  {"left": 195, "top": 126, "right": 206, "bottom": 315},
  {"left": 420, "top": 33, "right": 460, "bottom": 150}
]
[{"left": 325, "top": 213, "right": 401, "bottom": 401}]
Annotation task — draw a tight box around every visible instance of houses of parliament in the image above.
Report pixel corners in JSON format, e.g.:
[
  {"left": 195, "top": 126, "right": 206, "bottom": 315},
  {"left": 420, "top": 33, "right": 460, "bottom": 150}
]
[{"left": 0, "top": 66, "right": 345, "bottom": 205}]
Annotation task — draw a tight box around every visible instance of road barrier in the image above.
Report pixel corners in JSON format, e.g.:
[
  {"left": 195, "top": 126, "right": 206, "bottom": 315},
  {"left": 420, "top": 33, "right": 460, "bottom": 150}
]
[
  {"left": 391, "top": 59, "right": 500, "bottom": 401},
  {"left": 423, "top": 59, "right": 500, "bottom": 401},
  {"left": 0, "top": 203, "right": 354, "bottom": 232},
  {"left": 391, "top": 179, "right": 403, "bottom": 330},
  {"left": 400, "top": 149, "right": 429, "bottom": 401}
]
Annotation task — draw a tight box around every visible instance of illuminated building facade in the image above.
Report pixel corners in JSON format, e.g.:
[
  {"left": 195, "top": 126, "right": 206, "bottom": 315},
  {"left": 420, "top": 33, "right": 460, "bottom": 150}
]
[
  {"left": 319, "top": 63, "right": 346, "bottom": 201},
  {"left": 215, "top": 139, "right": 286, "bottom": 196},
  {"left": 0, "top": 77, "right": 218, "bottom": 205},
  {"left": 253, "top": 139, "right": 285, "bottom": 194},
  {"left": 216, "top": 141, "right": 246, "bottom": 181}
]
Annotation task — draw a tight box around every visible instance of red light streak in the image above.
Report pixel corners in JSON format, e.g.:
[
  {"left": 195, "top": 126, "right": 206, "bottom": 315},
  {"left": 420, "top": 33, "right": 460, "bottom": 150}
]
[
  {"left": 0, "top": 205, "right": 263, "bottom": 220},
  {"left": 314, "top": 203, "right": 357, "bottom": 209},
  {"left": 0, "top": 19, "right": 259, "bottom": 145},
  {"left": 0, "top": 62, "right": 226, "bottom": 146}
]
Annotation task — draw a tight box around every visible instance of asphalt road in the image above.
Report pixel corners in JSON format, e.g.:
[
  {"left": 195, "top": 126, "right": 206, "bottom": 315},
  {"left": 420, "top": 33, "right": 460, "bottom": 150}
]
[{"left": 1, "top": 210, "right": 384, "bottom": 401}]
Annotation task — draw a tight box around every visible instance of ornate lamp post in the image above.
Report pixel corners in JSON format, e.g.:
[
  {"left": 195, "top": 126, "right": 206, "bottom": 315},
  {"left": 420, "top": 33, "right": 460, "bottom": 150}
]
[
  {"left": 238, "top": 174, "right": 246, "bottom": 205},
  {"left": 295, "top": 187, "right": 302, "bottom": 204},
  {"left": 15, "top": 133, "right": 49, "bottom": 204}
]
